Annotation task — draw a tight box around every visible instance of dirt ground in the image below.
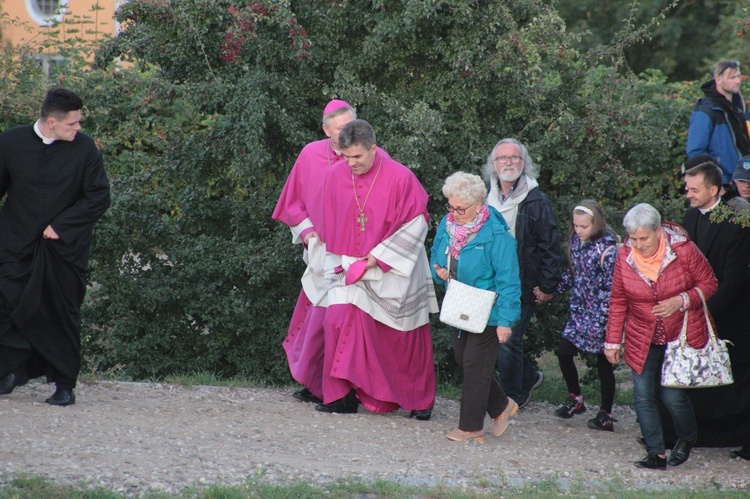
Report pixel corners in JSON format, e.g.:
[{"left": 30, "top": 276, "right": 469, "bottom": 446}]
[{"left": 0, "top": 380, "right": 748, "bottom": 496}]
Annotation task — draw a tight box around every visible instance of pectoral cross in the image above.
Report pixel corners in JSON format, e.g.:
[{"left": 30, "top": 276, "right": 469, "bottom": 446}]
[{"left": 357, "top": 212, "right": 368, "bottom": 232}]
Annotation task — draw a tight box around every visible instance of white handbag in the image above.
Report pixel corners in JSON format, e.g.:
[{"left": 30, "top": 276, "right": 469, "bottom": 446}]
[
  {"left": 660, "top": 288, "right": 734, "bottom": 388},
  {"left": 438, "top": 251, "right": 497, "bottom": 334}
]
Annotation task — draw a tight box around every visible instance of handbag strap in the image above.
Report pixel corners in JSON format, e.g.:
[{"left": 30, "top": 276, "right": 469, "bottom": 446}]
[
  {"left": 678, "top": 304, "right": 689, "bottom": 347},
  {"left": 599, "top": 244, "right": 618, "bottom": 269},
  {"left": 695, "top": 288, "right": 719, "bottom": 348},
  {"left": 445, "top": 248, "right": 453, "bottom": 282},
  {"left": 680, "top": 288, "right": 718, "bottom": 347}
]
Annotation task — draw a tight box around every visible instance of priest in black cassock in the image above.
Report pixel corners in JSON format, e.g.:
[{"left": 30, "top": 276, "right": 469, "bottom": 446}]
[
  {"left": 662, "top": 157, "right": 750, "bottom": 460},
  {"left": 0, "top": 87, "right": 110, "bottom": 406}
]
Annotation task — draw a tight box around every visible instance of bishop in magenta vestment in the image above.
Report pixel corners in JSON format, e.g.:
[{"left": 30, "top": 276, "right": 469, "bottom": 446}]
[
  {"left": 273, "top": 138, "right": 343, "bottom": 401},
  {"left": 320, "top": 144, "right": 438, "bottom": 413}
]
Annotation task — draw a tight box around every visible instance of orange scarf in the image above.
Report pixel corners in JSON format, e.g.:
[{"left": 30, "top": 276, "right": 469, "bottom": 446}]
[{"left": 630, "top": 229, "right": 666, "bottom": 282}]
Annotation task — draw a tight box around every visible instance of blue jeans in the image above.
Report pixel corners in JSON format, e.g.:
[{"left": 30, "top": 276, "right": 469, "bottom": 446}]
[
  {"left": 633, "top": 344, "right": 697, "bottom": 455},
  {"left": 496, "top": 302, "right": 539, "bottom": 403}
]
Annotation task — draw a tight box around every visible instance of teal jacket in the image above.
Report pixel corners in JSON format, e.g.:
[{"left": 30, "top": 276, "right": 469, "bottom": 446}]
[{"left": 430, "top": 206, "right": 521, "bottom": 328}]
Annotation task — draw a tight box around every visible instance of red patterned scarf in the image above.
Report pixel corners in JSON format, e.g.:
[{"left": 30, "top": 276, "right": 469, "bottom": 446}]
[{"left": 446, "top": 203, "right": 490, "bottom": 259}]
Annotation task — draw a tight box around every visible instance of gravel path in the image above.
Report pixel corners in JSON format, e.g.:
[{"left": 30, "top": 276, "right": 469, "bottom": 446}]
[{"left": 1, "top": 381, "right": 748, "bottom": 496}]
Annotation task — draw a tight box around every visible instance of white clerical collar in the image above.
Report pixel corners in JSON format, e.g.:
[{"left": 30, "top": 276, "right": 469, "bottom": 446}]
[
  {"left": 699, "top": 197, "right": 721, "bottom": 215},
  {"left": 33, "top": 120, "right": 56, "bottom": 145}
]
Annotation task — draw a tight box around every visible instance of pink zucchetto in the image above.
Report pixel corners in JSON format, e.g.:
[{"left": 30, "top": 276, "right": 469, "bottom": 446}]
[{"left": 323, "top": 99, "right": 351, "bottom": 118}]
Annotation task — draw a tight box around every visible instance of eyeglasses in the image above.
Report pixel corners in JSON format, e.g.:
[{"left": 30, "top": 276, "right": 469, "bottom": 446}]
[
  {"left": 445, "top": 203, "right": 471, "bottom": 215},
  {"left": 493, "top": 155, "right": 523, "bottom": 164}
]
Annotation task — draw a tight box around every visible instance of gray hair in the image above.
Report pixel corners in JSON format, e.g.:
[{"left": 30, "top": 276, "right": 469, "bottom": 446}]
[
  {"left": 481, "top": 138, "right": 539, "bottom": 182},
  {"left": 322, "top": 106, "right": 356, "bottom": 126},
  {"left": 338, "top": 119, "right": 376, "bottom": 150},
  {"left": 442, "top": 171, "right": 487, "bottom": 205},
  {"left": 622, "top": 203, "right": 661, "bottom": 234}
]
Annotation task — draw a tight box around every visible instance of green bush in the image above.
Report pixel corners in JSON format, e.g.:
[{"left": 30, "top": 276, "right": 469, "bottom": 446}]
[
  {"left": 83, "top": 0, "right": 711, "bottom": 383},
  {"left": 3, "top": 0, "right": 737, "bottom": 385}
]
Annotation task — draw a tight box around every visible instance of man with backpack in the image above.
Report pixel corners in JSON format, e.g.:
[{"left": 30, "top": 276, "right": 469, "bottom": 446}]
[{"left": 686, "top": 60, "right": 750, "bottom": 183}]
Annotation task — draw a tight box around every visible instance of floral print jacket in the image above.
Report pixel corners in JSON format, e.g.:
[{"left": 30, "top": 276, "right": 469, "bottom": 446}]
[{"left": 555, "top": 231, "right": 619, "bottom": 353}]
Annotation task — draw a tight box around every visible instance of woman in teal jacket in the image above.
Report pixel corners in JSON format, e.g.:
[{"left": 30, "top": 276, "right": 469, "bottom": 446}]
[{"left": 431, "top": 171, "right": 521, "bottom": 442}]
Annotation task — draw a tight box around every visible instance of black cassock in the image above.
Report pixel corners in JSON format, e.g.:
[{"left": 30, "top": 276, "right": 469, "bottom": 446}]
[
  {"left": 0, "top": 125, "right": 110, "bottom": 384},
  {"left": 660, "top": 208, "right": 750, "bottom": 448}
]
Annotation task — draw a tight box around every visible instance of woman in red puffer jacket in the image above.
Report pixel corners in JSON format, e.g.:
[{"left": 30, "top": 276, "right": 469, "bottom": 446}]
[{"left": 604, "top": 204, "right": 717, "bottom": 471}]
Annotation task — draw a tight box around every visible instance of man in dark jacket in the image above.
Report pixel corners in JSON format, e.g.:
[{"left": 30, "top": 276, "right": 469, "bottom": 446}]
[
  {"left": 732, "top": 155, "right": 750, "bottom": 204},
  {"left": 680, "top": 158, "right": 750, "bottom": 459},
  {"left": 686, "top": 60, "right": 750, "bottom": 183},
  {"left": 0, "top": 88, "right": 111, "bottom": 406},
  {"left": 485, "top": 138, "right": 562, "bottom": 407}
]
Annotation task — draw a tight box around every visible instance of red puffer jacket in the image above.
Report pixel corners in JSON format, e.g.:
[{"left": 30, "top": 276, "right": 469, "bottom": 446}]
[{"left": 604, "top": 222, "right": 718, "bottom": 374}]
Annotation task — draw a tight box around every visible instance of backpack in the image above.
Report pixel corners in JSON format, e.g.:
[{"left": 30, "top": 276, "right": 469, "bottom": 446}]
[{"left": 599, "top": 243, "right": 621, "bottom": 269}]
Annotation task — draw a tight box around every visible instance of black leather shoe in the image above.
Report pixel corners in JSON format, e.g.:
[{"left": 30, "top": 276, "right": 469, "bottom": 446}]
[
  {"left": 45, "top": 388, "right": 75, "bottom": 406},
  {"left": 0, "top": 371, "right": 29, "bottom": 395},
  {"left": 409, "top": 409, "right": 432, "bottom": 421},
  {"left": 315, "top": 400, "right": 358, "bottom": 413},
  {"left": 315, "top": 390, "right": 358, "bottom": 414},
  {"left": 634, "top": 452, "right": 667, "bottom": 470},
  {"left": 292, "top": 387, "right": 322, "bottom": 404},
  {"left": 668, "top": 436, "right": 697, "bottom": 466},
  {"left": 730, "top": 446, "right": 750, "bottom": 460}
]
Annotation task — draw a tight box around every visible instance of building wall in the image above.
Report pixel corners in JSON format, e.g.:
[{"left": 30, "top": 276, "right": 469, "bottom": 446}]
[{"left": 1, "top": 1, "right": 119, "bottom": 48}]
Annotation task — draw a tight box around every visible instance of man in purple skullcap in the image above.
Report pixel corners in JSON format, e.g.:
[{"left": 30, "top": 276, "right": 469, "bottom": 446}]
[
  {"left": 322, "top": 99, "right": 350, "bottom": 116},
  {"left": 272, "top": 99, "right": 356, "bottom": 404}
]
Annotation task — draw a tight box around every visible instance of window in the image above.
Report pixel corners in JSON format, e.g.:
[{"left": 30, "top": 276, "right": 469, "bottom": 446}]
[
  {"left": 34, "top": 54, "right": 68, "bottom": 77},
  {"left": 34, "top": 0, "right": 61, "bottom": 15},
  {"left": 25, "top": 0, "right": 69, "bottom": 26}
]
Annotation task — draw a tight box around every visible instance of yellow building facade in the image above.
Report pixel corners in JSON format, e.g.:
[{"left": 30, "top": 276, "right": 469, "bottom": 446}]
[{"left": 1, "top": 1, "right": 120, "bottom": 48}]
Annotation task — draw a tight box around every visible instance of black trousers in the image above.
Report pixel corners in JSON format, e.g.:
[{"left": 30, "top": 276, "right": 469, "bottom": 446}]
[
  {"left": 454, "top": 325, "right": 511, "bottom": 431},
  {"left": 556, "top": 337, "right": 615, "bottom": 413}
]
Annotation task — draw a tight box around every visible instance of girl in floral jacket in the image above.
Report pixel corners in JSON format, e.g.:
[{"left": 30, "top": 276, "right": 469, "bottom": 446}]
[{"left": 549, "top": 200, "right": 619, "bottom": 431}]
